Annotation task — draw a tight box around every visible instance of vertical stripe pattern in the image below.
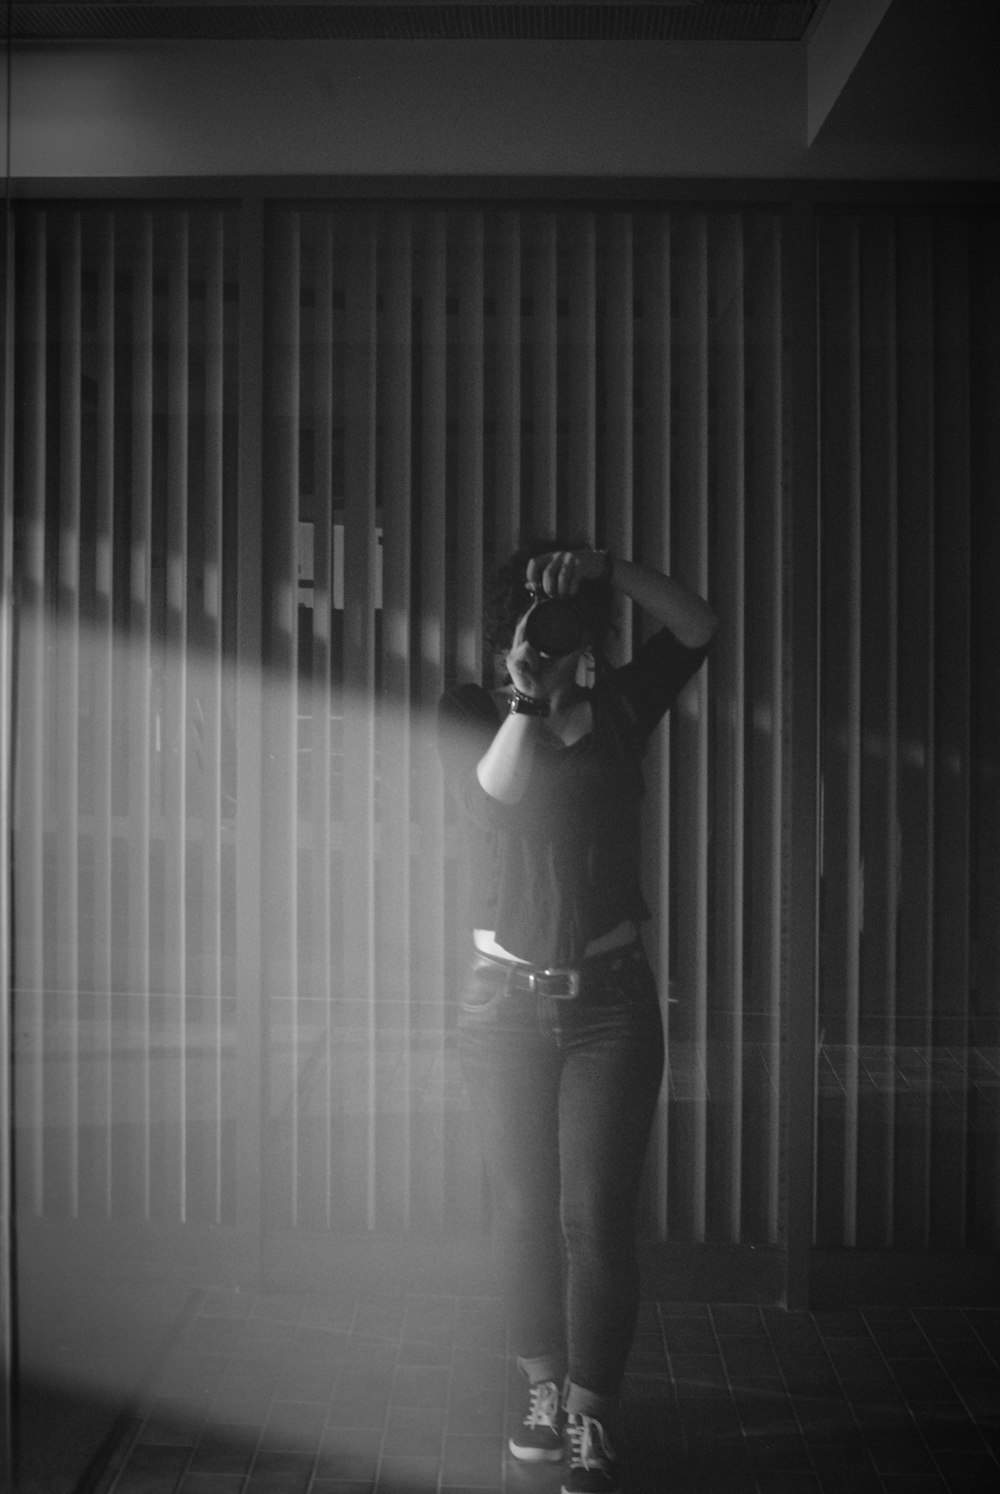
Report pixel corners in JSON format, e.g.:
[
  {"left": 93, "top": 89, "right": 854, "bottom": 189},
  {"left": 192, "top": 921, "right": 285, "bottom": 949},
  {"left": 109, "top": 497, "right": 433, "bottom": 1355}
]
[
  {"left": 12, "top": 208, "right": 240, "bottom": 1228},
  {"left": 6, "top": 200, "right": 997, "bottom": 1274},
  {"left": 814, "top": 208, "right": 999, "bottom": 1250},
  {"left": 256, "top": 207, "right": 785, "bottom": 1244}
]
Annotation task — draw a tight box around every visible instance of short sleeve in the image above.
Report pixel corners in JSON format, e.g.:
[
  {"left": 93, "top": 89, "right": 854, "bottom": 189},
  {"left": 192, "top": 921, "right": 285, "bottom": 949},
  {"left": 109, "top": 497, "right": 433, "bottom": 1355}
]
[
  {"left": 437, "top": 683, "right": 518, "bottom": 829},
  {"left": 609, "top": 627, "right": 711, "bottom": 740}
]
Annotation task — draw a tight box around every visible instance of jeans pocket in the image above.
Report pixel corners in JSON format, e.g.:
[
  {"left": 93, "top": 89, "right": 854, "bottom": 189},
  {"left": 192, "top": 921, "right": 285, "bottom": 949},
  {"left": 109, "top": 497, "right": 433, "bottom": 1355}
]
[
  {"left": 458, "top": 959, "right": 508, "bottom": 1022},
  {"left": 602, "top": 945, "right": 658, "bottom": 1005}
]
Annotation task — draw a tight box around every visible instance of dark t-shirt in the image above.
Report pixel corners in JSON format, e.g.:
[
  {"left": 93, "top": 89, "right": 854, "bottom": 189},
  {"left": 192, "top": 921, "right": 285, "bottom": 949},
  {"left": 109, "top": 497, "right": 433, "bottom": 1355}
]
[{"left": 437, "top": 628, "right": 709, "bottom": 967}]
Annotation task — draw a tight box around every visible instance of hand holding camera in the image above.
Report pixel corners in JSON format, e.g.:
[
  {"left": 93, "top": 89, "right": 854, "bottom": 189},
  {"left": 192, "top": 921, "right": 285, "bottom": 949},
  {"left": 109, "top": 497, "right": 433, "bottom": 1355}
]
[
  {"left": 525, "top": 548, "right": 612, "bottom": 599},
  {"left": 522, "top": 548, "right": 612, "bottom": 658}
]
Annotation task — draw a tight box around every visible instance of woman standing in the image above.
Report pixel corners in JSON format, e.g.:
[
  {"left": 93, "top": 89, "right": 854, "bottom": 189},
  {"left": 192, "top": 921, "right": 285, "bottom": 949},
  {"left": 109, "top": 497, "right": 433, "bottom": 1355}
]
[{"left": 438, "top": 540, "right": 715, "bottom": 1494}]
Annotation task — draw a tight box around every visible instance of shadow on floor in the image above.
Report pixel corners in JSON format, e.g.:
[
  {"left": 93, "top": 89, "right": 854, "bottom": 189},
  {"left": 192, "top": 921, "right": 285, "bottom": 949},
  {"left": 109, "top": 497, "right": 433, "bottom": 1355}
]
[{"left": 30, "top": 1290, "right": 990, "bottom": 1494}]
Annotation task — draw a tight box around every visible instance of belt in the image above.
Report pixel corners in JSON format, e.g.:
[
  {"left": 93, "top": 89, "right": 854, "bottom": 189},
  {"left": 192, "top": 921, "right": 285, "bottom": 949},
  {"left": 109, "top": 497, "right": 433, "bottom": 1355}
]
[{"left": 475, "top": 939, "right": 640, "bottom": 1001}]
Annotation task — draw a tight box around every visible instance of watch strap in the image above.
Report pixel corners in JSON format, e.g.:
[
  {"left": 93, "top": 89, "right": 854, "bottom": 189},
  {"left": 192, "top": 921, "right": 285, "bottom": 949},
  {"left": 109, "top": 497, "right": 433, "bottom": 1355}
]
[{"left": 508, "top": 689, "right": 550, "bottom": 718}]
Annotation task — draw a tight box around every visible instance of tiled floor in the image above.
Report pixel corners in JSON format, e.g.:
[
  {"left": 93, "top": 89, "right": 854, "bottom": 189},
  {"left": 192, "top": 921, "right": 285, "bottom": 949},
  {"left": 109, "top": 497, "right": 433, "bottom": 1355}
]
[{"left": 92, "top": 1291, "right": 1000, "bottom": 1494}]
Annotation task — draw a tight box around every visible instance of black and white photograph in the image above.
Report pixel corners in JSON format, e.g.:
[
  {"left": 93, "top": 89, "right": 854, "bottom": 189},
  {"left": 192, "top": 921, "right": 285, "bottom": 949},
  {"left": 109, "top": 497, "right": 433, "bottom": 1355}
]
[{"left": 1, "top": 4, "right": 998, "bottom": 1492}]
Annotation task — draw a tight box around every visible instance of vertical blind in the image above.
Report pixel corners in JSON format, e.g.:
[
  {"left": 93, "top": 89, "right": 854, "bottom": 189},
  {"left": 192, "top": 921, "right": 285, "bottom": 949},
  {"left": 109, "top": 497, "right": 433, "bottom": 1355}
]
[
  {"left": 257, "top": 206, "right": 787, "bottom": 1245},
  {"left": 9, "top": 203, "right": 787, "bottom": 1253},
  {"left": 13, "top": 208, "right": 241, "bottom": 1225},
  {"left": 7, "top": 198, "right": 997, "bottom": 1273},
  {"left": 815, "top": 207, "right": 1000, "bottom": 1251},
  {"left": 1, "top": 212, "right": 16, "bottom": 1484}
]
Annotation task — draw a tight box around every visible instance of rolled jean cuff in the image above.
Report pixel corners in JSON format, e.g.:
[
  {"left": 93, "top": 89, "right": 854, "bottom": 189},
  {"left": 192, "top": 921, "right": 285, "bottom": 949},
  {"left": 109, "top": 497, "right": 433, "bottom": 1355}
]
[
  {"left": 564, "top": 1381, "right": 620, "bottom": 1426},
  {"left": 517, "top": 1353, "right": 566, "bottom": 1385}
]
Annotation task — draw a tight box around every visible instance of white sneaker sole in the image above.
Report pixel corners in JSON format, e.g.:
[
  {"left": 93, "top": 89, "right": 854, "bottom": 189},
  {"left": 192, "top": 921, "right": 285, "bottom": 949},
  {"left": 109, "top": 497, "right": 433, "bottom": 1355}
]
[{"left": 508, "top": 1437, "right": 564, "bottom": 1462}]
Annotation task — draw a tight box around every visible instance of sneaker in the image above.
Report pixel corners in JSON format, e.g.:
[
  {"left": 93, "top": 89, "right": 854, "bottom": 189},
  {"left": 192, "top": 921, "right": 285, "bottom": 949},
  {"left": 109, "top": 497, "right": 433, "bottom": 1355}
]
[
  {"left": 508, "top": 1377, "right": 565, "bottom": 1462},
  {"left": 561, "top": 1411, "right": 622, "bottom": 1494}
]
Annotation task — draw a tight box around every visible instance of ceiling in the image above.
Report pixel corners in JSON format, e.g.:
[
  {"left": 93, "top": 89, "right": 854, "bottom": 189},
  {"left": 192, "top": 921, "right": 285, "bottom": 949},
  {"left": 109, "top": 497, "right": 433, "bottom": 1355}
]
[
  {"left": 10, "top": 0, "right": 833, "bottom": 43},
  {"left": 9, "top": 0, "right": 998, "bottom": 177}
]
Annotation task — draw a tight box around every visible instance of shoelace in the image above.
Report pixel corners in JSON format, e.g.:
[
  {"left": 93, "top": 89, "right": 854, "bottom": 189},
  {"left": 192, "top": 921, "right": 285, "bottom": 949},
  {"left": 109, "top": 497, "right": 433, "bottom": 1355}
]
[
  {"left": 567, "top": 1412, "right": 615, "bottom": 1469},
  {"left": 525, "top": 1379, "right": 561, "bottom": 1429}
]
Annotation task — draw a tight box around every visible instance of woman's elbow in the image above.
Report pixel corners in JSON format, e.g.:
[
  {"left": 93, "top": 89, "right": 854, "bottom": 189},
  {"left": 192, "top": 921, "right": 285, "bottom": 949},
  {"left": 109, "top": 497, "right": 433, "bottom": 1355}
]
[{"left": 678, "top": 598, "right": 718, "bottom": 651}]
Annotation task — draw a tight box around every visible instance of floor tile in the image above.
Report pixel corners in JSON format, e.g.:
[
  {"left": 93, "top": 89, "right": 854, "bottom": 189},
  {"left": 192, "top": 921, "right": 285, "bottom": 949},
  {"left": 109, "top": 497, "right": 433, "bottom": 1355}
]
[
  {"left": 913, "top": 1402, "right": 990, "bottom": 1451},
  {"left": 374, "top": 1453, "right": 441, "bottom": 1493},
  {"left": 315, "top": 1426, "right": 382, "bottom": 1482},
  {"left": 711, "top": 1305, "right": 767, "bottom": 1337},
  {"left": 177, "top": 1478, "right": 246, "bottom": 1494},
  {"left": 391, "top": 1361, "right": 452, "bottom": 1409},
  {"left": 310, "top": 1482, "right": 374, "bottom": 1494},
  {"left": 671, "top": 1352, "right": 731, "bottom": 1393},
  {"left": 719, "top": 1333, "right": 782, "bottom": 1379},
  {"left": 878, "top": 1479, "right": 948, "bottom": 1494},
  {"left": 111, "top": 1445, "right": 193, "bottom": 1493},
  {"left": 931, "top": 1447, "right": 1000, "bottom": 1491},
  {"left": 397, "top": 1337, "right": 452, "bottom": 1368},
  {"left": 862, "top": 1426, "right": 942, "bottom": 1479},
  {"left": 815, "top": 1472, "right": 884, "bottom": 1494},
  {"left": 382, "top": 1403, "right": 446, "bottom": 1458},
  {"left": 440, "top": 1432, "right": 504, "bottom": 1485},
  {"left": 754, "top": 1474, "right": 824, "bottom": 1493},
  {"left": 662, "top": 1317, "right": 719, "bottom": 1356},
  {"left": 92, "top": 1292, "right": 1000, "bottom": 1494}
]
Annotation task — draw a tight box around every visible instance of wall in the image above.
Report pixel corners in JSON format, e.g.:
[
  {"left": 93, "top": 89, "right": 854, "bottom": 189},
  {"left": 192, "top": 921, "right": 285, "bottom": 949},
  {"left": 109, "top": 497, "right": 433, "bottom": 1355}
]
[
  {"left": 11, "top": 21, "right": 999, "bottom": 186},
  {"left": 12, "top": 41, "right": 811, "bottom": 180}
]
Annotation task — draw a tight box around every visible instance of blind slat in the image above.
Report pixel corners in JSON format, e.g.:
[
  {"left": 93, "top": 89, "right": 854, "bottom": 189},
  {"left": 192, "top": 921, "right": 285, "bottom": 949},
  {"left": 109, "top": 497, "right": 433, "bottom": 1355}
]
[
  {"left": 417, "top": 215, "right": 449, "bottom": 1226},
  {"left": 929, "top": 216, "right": 972, "bottom": 1248},
  {"left": 0, "top": 211, "right": 14, "bottom": 1485},
  {"left": 857, "top": 214, "right": 899, "bottom": 1249},
  {"left": 604, "top": 215, "right": 633, "bottom": 661},
  {"left": 16, "top": 213, "right": 48, "bottom": 1217},
  {"left": 379, "top": 211, "right": 414, "bottom": 1226},
  {"left": 495, "top": 213, "right": 521, "bottom": 564},
  {"left": 202, "top": 211, "right": 226, "bottom": 1224},
  {"left": 161, "top": 213, "right": 191, "bottom": 1221},
  {"left": 566, "top": 212, "right": 596, "bottom": 542},
  {"left": 55, "top": 213, "right": 83, "bottom": 1217},
  {"left": 711, "top": 214, "right": 746, "bottom": 1244},
  {"left": 342, "top": 213, "right": 378, "bottom": 1229},
  {"left": 816, "top": 215, "right": 862, "bottom": 1248},
  {"left": 890, "top": 215, "right": 936, "bottom": 1248},
  {"left": 672, "top": 214, "right": 711, "bottom": 1241},
  {"left": 531, "top": 214, "right": 558, "bottom": 536},
  {"left": 266, "top": 210, "right": 301, "bottom": 1225},
  {"left": 457, "top": 214, "right": 484, "bottom": 684},
  {"left": 311, "top": 214, "right": 336, "bottom": 1226},
  {"left": 748, "top": 214, "right": 784, "bottom": 1246},
  {"left": 843, "top": 217, "right": 863, "bottom": 1251},
  {"left": 970, "top": 218, "right": 1000, "bottom": 1244},
  {"left": 637, "top": 215, "right": 672, "bottom": 1237},
  {"left": 93, "top": 212, "right": 116, "bottom": 1217},
  {"left": 128, "top": 212, "right": 154, "bottom": 1221}
]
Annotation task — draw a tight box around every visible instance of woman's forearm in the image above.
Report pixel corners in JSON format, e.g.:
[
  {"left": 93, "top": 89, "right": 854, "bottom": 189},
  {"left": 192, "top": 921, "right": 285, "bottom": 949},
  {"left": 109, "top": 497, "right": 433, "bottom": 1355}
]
[
  {"left": 609, "top": 555, "right": 717, "bottom": 649},
  {"left": 527, "top": 546, "right": 716, "bottom": 649},
  {"left": 476, "top": 711, "right": 542, "bottom": 805}
]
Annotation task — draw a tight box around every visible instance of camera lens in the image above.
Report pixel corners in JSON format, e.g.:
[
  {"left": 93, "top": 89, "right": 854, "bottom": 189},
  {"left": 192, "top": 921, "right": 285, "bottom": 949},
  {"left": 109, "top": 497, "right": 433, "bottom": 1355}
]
[{"left": 523, "top": 598, "right": 585, "bottom": 657}]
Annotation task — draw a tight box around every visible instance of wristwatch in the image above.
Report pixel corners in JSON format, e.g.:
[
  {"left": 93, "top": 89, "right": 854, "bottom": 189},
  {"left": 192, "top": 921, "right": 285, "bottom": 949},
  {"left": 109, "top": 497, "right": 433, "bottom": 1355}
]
[{"left": 508, "top": 689, "right": 550, "bottom": 718}]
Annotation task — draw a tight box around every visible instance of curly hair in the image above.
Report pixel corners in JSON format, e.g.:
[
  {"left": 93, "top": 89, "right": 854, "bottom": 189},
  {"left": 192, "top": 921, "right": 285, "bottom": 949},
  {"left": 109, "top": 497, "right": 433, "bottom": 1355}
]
[{"left": 484, "top": 534, "right": 616, "bottom": 658}]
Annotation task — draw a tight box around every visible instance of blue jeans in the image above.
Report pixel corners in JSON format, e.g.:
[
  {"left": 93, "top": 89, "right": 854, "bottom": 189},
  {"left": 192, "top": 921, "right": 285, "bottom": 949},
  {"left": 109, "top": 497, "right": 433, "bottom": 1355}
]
[{"left": 458, "top": 942, "right": 665, "bottom": 1404}]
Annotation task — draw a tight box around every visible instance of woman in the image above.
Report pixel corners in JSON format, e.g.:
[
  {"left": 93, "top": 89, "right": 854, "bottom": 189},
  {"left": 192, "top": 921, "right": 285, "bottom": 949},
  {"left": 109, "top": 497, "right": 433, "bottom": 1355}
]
[{"left": 438, "top": 541, "right": 715, "bottom": 1494}]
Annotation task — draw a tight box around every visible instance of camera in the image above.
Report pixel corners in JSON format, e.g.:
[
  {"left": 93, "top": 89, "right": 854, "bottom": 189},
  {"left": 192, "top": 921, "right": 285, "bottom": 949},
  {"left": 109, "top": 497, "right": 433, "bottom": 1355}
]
[{"left": 523, "top": 596, "right": 586, "bottom": 657}]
